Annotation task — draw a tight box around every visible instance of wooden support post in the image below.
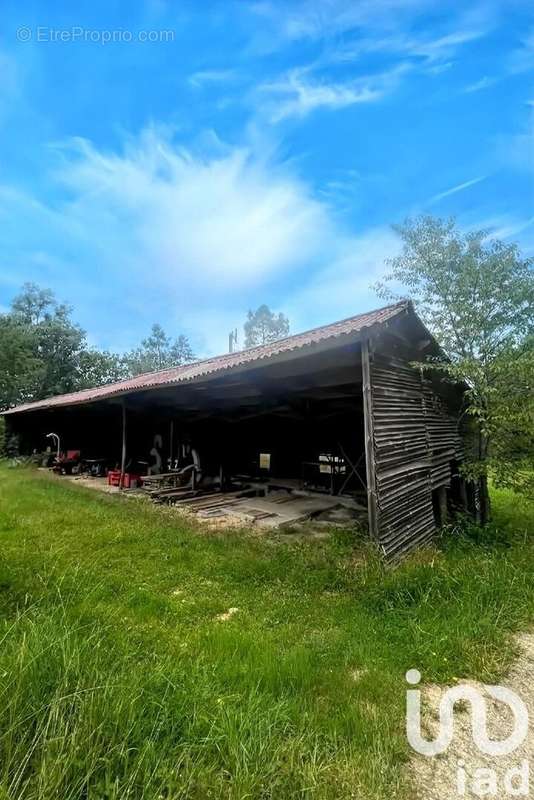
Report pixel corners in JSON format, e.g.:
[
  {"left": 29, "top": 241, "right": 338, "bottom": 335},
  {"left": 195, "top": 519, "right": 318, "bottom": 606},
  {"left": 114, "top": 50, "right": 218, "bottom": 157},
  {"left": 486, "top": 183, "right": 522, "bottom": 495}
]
[
  {"left": 169, "top": 420, "right": 174, "bottom": 470},
  {"left": 119, "top": 400, "right": 127, "bottom": 490},
  {"left": 361, "top": 338, "right": 379, "bottom": 542}
]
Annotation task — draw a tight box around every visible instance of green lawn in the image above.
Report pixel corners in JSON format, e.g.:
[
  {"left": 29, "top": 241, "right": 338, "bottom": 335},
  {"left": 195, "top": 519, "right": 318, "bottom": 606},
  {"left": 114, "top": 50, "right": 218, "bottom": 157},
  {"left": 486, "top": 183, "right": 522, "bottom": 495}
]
[{"left": 0, "top": 466, "right": 532, "bottom": 799}]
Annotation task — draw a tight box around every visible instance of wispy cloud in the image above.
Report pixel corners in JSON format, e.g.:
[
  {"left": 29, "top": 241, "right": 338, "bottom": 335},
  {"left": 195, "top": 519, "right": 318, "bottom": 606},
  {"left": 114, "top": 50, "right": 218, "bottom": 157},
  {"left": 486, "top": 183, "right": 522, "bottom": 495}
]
[
  {"left": 249, "top": 0, "right": 435, "bottom": 45},
  {"left": 1, "top": 127, "right": 384, "bottom": 352},
  {"left": 260, "top": 73, "right": 380, "bottom": 122},
  {"left": 477, "top": 214, "right": 534, "bottom": 242},
  {"left": 507, "top": 28, "right": 534, "bottom": 75},
  {"left": 408, "top": 26, "right": 489, "bottom": 63},
  {"left": 0, "top": 125, "right": 410, "bottom": 354},
  {"left": 249, "top": 2, "right": 494, "bottom": 122},
  {"left": 259, "top": 62, "right": 410, "bottom": 121},
  {"left": 188, "top": 69, "right": 238, "bottom": 89},
  {"left": 326, "top": 26, "right": 488, "bottom": 71},
  {"left": 463, "top": 75, "right": 498, "bottom": 93},
  {"left": 50, "top": 127, "right": 337, "bottom": 292},
  {"left": 248, "top": 0, "right": 494, "bottom": 57},
  {"left": 428, "top": 175, "right": 487, "bottom": 204}
]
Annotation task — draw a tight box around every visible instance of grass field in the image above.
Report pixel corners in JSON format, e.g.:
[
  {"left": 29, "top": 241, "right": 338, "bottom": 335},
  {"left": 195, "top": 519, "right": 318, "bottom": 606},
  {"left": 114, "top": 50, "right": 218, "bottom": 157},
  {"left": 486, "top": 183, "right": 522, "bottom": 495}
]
[{"left": 0, "top": 465, "right": 532, "bottom": 799}]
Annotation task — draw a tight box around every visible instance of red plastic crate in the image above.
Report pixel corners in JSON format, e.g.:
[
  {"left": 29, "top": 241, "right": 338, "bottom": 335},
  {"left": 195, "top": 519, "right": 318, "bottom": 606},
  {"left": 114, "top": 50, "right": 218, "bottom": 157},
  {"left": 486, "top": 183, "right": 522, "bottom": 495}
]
[
  {"left": 107, "top": 471, "right": 142, "bottom": 488},
  {"left": 107, "top": 470, "right": 121, "bottom": 486},
  {"left": 122, "top": 473, "right": 142, "bottom": 489}
]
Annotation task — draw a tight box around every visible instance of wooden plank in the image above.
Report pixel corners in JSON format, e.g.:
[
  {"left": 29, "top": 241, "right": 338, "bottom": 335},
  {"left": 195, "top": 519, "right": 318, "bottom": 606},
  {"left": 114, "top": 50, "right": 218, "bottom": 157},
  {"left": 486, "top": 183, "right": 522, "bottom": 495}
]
[
  {"left": 142, "top": 471, "right": 182, "bottom": 483},
  {"left": 369, "top": 351, "right": 436, "bottom": 560},
  {"left": 361, "top": 338, "right": 379, "bottom": 542},
  {"left": 151, "top": 486, "right": 196, "bottom": 498},
  {"left": 177, "top": 490, "right": 249, "bottom": 507}
]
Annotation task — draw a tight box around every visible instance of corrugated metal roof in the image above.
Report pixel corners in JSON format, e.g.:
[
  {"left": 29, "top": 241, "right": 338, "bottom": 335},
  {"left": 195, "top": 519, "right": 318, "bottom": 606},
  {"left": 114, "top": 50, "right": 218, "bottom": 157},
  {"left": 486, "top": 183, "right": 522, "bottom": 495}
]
[{"left": 3, "top": 300, "right": 410, "bottom": 415}]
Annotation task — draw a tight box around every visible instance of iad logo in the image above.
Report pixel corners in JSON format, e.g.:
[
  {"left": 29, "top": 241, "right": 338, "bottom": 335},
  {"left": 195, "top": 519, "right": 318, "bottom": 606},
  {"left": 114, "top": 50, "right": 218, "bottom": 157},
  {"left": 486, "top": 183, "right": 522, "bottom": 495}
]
[
  {"left": 406, "top": 669, "right": 530, "bottom": 796},
  {"left": 406, "top": 669, "right": 529, "bottom": 757}
]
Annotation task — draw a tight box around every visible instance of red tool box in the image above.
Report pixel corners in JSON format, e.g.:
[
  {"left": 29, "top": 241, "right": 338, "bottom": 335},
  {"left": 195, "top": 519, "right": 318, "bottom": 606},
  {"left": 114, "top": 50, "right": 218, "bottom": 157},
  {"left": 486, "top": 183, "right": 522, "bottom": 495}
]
[{"left": 107, "top": 470, "right": 142, "bottom": 488}]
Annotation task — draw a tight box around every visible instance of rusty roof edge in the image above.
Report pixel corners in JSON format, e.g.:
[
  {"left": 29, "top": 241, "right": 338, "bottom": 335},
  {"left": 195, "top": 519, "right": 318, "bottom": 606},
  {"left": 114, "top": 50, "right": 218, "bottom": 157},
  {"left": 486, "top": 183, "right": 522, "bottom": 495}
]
[{"left": 2, "top": 300, "right": 410, "bottom": 416}]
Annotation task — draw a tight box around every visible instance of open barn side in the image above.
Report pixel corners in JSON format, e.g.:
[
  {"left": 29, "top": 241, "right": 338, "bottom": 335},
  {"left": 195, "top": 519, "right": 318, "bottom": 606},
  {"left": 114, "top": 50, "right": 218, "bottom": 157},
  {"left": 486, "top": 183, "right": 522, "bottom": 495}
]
[{"left": 3, "top": 301, "right": 475, "bottom": 559}]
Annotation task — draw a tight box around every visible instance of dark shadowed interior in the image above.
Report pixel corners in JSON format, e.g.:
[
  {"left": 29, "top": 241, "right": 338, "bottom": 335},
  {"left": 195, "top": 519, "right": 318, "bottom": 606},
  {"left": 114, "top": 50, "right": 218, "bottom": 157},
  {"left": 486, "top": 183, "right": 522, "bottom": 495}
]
[{"left": 8, "top": 337, "right": 368, "bottom": 498}]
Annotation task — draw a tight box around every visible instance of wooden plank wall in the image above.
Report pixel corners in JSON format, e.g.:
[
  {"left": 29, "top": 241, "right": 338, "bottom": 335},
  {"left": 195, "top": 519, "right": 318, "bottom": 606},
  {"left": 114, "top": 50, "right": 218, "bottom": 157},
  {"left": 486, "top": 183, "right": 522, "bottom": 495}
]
[{"left": 369, "top": 350, "right": 463, "bottom": 560}]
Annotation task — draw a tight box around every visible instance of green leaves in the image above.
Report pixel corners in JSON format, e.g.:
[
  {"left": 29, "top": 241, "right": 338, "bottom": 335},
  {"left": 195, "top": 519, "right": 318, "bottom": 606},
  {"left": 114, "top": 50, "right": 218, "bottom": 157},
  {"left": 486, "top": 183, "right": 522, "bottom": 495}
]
[
  {"left": 0, "top": 315, "right": 41, "bottom": 407},
  {"left": 378, "top": 216, "right": 534, "bottom": 496},
  {"left": 0, "top": 285, "right": 196, "bottom": 408},
  {"left": 123, "top": 323, "right": 195, "bottom": 376},
  {"left": 244, "top": 305, "right": 290, "bottom": 348}
]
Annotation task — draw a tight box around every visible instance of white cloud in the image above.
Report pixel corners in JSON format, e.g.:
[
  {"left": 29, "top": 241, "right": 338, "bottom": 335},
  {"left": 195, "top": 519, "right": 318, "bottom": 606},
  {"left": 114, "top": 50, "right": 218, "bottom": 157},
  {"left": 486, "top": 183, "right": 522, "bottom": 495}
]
[
  {"left": 408, "top": 26, "right": 488, "bottom": 63},
  {"left": 479, "top": 215, "right": 534, "bottom": 241},
  {"left": 0, "top": 128, "right": 392, "bottom": 353},
  {"left": 259, "top": 62, "right": 410, "bottom": 121},
  {"left": 467, "top": 214, "right": 534, "bottom": 255},
  {"left": 248, "top": 0, "right": 494, "bottom": 57},
  {"left": 0, "top": 128, "right": 403, "bottom": 354},
  {"left": 52, "top": 128, "right": 334, "bottom": 293},
  {"left": 463, "top": 75, "right": 497, "bottom": 93},
  {"left": 249, "top": 0, "right": 435, "bottom": 45},
  {"left": 425, "top": 61, "right": 453, "bottom": 75},
  {"left": 188, "top": 69, "right": 238, "bottom": 88},
  {"left": 260, "top": 71, "right": 380, "bottom": 121},
  {"left": 507, "top": 28, "right": 534, "bottom": 75},
  {"left": 250, "top": 2, "right": 493, "bottom": 122},
  {"left": 428, "top": 175, "right": 487, "bottom": 204}
]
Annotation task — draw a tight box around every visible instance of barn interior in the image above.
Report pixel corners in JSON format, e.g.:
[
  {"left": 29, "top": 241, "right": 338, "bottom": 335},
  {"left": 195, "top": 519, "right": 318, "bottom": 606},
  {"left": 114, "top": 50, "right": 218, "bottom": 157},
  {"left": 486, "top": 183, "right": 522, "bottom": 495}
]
[{"left": 9, "top": 335, "right": 370, "bottom": 524}]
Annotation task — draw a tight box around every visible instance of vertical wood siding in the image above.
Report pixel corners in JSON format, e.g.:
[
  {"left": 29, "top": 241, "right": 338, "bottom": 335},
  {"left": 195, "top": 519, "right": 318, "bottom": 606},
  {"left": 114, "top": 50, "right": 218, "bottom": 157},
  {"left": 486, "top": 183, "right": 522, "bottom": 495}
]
[{"left": 370, "top": 352, "right": 463, "bottom": 560}]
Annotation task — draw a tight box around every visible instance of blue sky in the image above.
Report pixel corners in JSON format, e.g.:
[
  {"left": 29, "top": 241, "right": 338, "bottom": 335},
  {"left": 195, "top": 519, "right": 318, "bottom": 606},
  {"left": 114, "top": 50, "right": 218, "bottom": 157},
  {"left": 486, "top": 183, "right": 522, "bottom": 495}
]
[{"left": 0, "top": 0, "right": 533, "bottom": 356}]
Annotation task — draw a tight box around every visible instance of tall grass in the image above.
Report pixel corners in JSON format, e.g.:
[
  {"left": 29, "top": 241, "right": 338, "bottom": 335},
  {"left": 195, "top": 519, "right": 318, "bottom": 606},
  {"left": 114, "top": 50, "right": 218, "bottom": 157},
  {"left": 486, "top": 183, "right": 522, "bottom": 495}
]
[
  {"left": 0, "top": 596, "right": 399, "bottom": 799},
  {"left": 0, "top": 467, "right": 532, "bottom": 798}
]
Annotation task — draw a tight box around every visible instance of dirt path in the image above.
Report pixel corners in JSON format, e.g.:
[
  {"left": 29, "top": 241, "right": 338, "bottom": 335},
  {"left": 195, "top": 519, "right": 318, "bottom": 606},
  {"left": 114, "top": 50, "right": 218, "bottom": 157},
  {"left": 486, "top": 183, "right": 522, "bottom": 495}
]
[{"left": 410, "top": 633, "right": 534, "bottom": 798}]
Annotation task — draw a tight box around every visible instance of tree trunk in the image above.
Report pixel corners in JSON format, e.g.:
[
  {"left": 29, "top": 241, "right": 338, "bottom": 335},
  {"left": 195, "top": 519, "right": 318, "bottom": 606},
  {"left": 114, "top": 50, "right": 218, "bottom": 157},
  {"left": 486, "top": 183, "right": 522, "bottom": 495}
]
[
  {"left": 478, "top": 429, "right": 491, "bottom": 525},
  {"left": 479, "top": 474, "right": 491, "bottom": 525}
]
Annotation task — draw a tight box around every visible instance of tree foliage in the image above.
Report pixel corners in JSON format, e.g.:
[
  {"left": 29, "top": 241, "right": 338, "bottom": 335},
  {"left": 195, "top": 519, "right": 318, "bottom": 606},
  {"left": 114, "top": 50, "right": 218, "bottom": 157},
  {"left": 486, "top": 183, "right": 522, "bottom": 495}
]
[
  {"left": 2, "top": 283, "right": 85, "bottom": 403},
  {"left": 0, "top": 284, "right": 196, "bottom": 409},
  {"left": 376, "top": 216, "right": 534, "bottom": 501},
  {"left": 77, "top": 350, "right": 130, "bottom": 389},
  {"left": 244, "top": 304, "right": 290, "bottom": 348},
  {"left": 124, "top": 324, "right": 195, "bottom": 375},
  {"left": 0, "top": 314, "right": 40, "bottom": 407}
]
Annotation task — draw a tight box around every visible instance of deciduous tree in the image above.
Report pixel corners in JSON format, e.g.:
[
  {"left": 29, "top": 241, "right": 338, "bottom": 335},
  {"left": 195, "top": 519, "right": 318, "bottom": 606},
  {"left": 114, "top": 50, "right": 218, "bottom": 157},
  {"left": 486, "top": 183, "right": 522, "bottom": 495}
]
[
  {"left": 243, "top": 304, "right": 289, "bottom": 348},
  {"left": 376, "top": 216, "right": 534, "bottom": 516},
  {"left": 77, "top": 350, "right": 130, "bottom": 388},
  {"left": 124, "top": 324, "right": 195, "bottom": 375},
  {"left": 3, "top": 283, "right": 86, "bottom": 403}
]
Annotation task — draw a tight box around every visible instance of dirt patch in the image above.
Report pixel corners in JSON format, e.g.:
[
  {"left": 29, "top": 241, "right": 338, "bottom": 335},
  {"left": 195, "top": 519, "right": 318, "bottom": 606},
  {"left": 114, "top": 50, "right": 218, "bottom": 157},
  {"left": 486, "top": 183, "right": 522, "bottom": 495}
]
[
  {"left": 57, "top": 474, "right": 147, "bottom": 497},
  {"left": 350, "top": 667, "right": 369, "bottom": 683},
  {"left": 409, "top": 633, "right": 534, "bottom": 798},
  {"left": 215, "top": 607, "right": 239, "bottom": 622}
]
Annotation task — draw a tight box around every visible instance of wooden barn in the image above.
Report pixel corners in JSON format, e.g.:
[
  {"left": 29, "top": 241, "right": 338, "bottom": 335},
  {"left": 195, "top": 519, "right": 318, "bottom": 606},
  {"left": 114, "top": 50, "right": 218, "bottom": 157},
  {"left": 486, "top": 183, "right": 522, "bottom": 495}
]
[{"left": 3, "top": 300, "right": 475, "bottom": 560}]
